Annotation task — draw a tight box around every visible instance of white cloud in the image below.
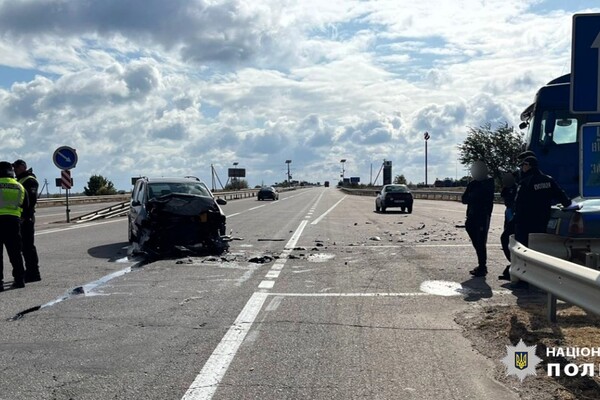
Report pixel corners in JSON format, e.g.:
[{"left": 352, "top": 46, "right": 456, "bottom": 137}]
[{"left": 0, "top": 0, "right": 597, "bottom": 188}]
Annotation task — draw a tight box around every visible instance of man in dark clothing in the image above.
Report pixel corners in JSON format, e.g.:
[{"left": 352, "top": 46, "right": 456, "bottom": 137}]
[
  {"left": 13, "top": 159, "right": 41, "bottom": 282},
  {"left": 513, "top": 156, "right": 572, "bottom": 247},
  {"left": 461, "top": 161, "right": 495, "bottom": 277},
  {"left": 499, "top": 172, "right": 517, "bottom": 280}
]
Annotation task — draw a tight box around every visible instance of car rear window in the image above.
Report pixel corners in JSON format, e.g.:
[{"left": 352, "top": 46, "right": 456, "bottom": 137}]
[
  {"left": 148, "top": 182, "right": 212, "bottom": 199},
  {"left": 385, "top": 185, "right": 409, "bottom": 193}
]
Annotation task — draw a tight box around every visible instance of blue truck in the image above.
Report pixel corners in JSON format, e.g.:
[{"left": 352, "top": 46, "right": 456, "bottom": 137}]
[{"left": 520, "top": 73, "right": 600, "bottom": 262}]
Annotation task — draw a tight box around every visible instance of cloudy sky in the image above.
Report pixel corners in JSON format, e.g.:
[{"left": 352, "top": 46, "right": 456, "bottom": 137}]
[{"left": 0, "top": 0, "right": 597, "bottom": 191}]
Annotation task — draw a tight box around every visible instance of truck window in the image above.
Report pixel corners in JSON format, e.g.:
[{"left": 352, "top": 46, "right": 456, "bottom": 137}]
[{"left": 540, "top": 111, "right": 578, "bottom": 145}]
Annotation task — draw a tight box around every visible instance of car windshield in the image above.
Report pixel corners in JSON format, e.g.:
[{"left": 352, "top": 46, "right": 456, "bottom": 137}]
[
  {"left": 385, "top": 185, "right": 409, "bottom": 193},
  {"left": 260, "top": 188, "right": 273, "bottom": 192},
  {"left": 148, "top": 182, "right": 211, "bottom": 199}
]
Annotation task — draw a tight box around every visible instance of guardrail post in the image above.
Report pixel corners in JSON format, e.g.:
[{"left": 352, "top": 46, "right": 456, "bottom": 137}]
[{"left": 547, "top": 293, "right": 557, "bottom": 323}]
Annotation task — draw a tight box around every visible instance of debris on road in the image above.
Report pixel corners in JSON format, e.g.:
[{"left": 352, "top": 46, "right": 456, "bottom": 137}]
[
  {"left": 248, "top": 255, "right": 274, "bottom": 264},
  {"left": 369, "top": 236, "right": 382, "bottom": 241},
  {"left": 176, "top": 258, "right": 194, "bottom": 265},
  {"left": 257, "top": 238, "right": 285, "bottom": 242}
]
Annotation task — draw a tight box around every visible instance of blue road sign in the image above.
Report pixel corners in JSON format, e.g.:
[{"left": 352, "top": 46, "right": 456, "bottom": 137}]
[
  {"left": 52, "top": 146, "right": 78, "bottom": 170},
  {"left": 580, "top": 124, "right": 600, "bottom": 197},
  {"left": 571, "top": 13, "right": 600, "bottom": 114}
]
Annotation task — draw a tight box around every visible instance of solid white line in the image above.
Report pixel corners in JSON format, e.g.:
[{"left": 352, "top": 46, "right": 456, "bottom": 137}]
[
  {"left": 181, "top": 292, "right": 269, "bottom": 400},
  {"left": 248, "top": 205, "right": 266, "bottom": 211},
  {"left": 258, "top": 280, "right": 275, "bottom": 289},
  {"left": 35, "top": 218, "right": 125, "bottom": 236},
  {"left": 284, "top": 220, "right": 308, "bottom": 250},
  {"left": 268, "top": 292, "right": 429, "bottom": 297},
  {"left": 226, "top": 212, "right": 241, "bottom": 218},
  {"left": 311, "top": 195, "right": 347, "bottom": 225},
  {"left": 182, "top": 215, "right": 311, "bottom": 400}
]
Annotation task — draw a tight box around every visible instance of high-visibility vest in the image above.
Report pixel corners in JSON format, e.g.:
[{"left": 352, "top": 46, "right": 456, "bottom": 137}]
[{"left": 0, "top": 177, "right": 25, "bottom": 217}]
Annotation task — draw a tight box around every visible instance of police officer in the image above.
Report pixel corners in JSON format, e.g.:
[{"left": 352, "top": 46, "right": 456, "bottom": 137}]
[
  {"left": 0, "top": 161, "right": 26, "bottom": 291},
  {"left": 13, "top": 159, "right": 41, "bottom": 282},
  {"left": 461, "top": 161, "right": 495, "bottom": 277},
  {"left": 498, "top": 172, "right": 518, "bottom": 280},
  {"left": 513, "top": 156, "right": 571, "bottom": 246}
]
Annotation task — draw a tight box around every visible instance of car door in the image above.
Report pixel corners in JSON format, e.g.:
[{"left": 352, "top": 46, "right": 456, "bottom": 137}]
[{"left": 129, "top": 180, "right": 145, "bottom": 236}]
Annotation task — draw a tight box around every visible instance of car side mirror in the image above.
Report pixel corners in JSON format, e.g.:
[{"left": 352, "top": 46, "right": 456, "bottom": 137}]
[
  {"left": 131, "top": 200, "right": 141, "bottom": 207},
  {"left": 375, "top": 191, "right": 380, "bottom": 195},
  {"left": 216, "top": 198, "right": 227, "bottom": 206}
]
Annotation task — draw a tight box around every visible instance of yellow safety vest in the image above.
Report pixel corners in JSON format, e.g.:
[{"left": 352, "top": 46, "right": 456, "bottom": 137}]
[
  {"left": 0, "top": 177, "right": 25, "bottom": 217},
  {"left": 18, "top": 175, "right": 38, "bottom": 186}
]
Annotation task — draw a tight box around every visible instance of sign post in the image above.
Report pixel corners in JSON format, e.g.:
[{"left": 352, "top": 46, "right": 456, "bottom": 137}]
[
  {"left": 53, "top": 146, "right": 78, "bottom": 223},
  {"left": 424, "top": 132, "right": 430, "bottom": 186}
]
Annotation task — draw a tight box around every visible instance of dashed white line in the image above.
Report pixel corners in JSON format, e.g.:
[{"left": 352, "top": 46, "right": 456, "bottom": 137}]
[
  {"left": 265, "top": 270, "right": 281, "bottom": 279},
  {"left": 258, "top": 280, "right": 275, "bottom": 289}
]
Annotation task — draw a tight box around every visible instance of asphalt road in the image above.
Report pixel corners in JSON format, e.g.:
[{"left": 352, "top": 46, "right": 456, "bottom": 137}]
[{"left": 0, "top": 188, "right": 522, "bottom": 400}]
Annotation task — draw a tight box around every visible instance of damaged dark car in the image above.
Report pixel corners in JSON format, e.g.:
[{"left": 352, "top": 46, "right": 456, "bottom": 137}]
[{"left": 128, "top": 177, "right": 228, "bottom": 255}]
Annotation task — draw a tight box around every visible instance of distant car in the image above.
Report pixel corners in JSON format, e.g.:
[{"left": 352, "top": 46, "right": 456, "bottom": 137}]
[
  {"left": 128, "top": 177, "right": 228, "bottom": 255},
  {"left": 257, "top": 187, "right": 279, "bottom": 201},
  {"left": 375, "top": 184, "right": 413, "bottom": 213},
  {"left": 324, "top": 181, "right": 330, "bottom": 187}
]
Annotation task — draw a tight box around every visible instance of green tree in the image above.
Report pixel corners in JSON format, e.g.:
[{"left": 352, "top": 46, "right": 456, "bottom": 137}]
[
  {"left": 458, "top": 122, "right": 525, "bottom": 185},
  {"left": 84, "top": 175, "right": 117, "bottom": 196},
  {"left": 393, "top": 174, "right": 407, "bottom": 184},
  {"left": 225, "top": 179, "right": 249, "bottom": 190}
]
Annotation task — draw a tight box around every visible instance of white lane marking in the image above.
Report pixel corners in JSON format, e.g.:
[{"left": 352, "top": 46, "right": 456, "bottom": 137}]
[
  {"left": 265, "top": 270, "right": 281, "bottom": 279},
  {"left": 248, "top": 205, "right": 266, "bottom": 211},
  {"left": 311, "top": 195, "right": 347, "bottom": 225},
  {"left": 268, "top": 292, "right": 429, "bottom": 297},
  {"left": 258, "top": 280, "right": 275, "bottom": 289},
  {"left": 181, "top": 292, "right": 269, "bottom": 400},
  {"left": 36, "top": 218, "right": 125, "bottom": 236},
  {"left": 183, "top": 214, "right": 311, "bottom": 400},
  {"left": 284, "top": 220, "right": 308, "bottom": 250},
  {"left": 265, "top": 296, "right": 283, "bottom": 312},
  {"left": 337, "top": 244, "right": 503, "bottom": 248},
  {"left": 270, "top": 262, "right": 285, "bottom": 271}
]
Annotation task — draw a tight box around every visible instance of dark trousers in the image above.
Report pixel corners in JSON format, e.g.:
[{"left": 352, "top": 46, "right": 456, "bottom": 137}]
[
  {"left": 465, "top": 216, "right": 490, "bottom": 269},
  {"left": 514, "top": 220, "right": 548, "bottom": 247},
  {"left": 0, "top": 215, "right": 25, "bottom": 282},
  {"left": 21, "top": 216, "right": 39, "bottom": 276},
  {"left": 501, "top": 219, "right": 515, "bottom": 262}
]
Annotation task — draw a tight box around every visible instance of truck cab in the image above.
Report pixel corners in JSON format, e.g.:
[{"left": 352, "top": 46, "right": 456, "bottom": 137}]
[{"left": 521, "top": 74, "right": 600, "bottom": 198}]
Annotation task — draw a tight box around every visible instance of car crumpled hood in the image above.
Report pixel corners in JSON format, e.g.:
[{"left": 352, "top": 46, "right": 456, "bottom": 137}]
[
  {"left": 570, "top": 198, "right": 600, "bottom": 214},
  {"left": 148, "top": 194, "right": 221, "bottom": 216}
]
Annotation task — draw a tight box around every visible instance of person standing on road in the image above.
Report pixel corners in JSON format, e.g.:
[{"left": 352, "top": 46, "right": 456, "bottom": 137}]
[
  {"left": 461, "top": 161, "right": 495, "bottom": 277},
  {"left": 498, "top": 172, "right": 517, "bottom": 281},
  {"left": 513, "top": 156, "right": 572, "bottom": 247},
  {"left": 0, "top": 161, "right": 27, "bottom": 291},
  {"left": 13, "top": 159, "right": 41, "bottom": 282}
]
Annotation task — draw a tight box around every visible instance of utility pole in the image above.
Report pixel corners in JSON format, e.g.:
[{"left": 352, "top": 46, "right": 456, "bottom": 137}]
[
  {"left": 424, "top": 132, "right": 430, "bottom": 186},
  {"left": 340, "top": 159, "right": 346, "bottom": 184}
]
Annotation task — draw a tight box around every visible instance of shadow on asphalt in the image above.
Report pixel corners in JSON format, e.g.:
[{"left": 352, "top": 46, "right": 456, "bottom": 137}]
[
  {"left": 87, "top": 242, "right": 130, "bottom": 261},
  {"left": 461, "top": 276, "right": 493, "bottom": 302}
]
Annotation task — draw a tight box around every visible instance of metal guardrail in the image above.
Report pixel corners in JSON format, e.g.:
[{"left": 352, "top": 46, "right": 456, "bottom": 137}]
[
  {"left": 339, "top": 187, "right": 502, "bottom": 202},
  {"left": 67, "top": 187, "right": 307, "bottom": 222},
  {"left": 509, "top": 234, "right": 600, "bottom": 322},
  {"left": 37, "top": 187, "right": 305, "bottom": 208}
]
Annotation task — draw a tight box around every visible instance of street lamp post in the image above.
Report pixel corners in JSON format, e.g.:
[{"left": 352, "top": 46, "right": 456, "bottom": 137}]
[
  {"left": 340, "top": 159, "right": 346, "bottom": 183},
  {"left": 285, "top": 160, "right": 292, "bottom": 185}
]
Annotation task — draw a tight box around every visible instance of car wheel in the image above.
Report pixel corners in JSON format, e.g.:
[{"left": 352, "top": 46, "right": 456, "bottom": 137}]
[
  {"left": 381, "top": 207, "right": 386, "bottom": 213},
  {"left": 375, "top": 203, "right": 380, "bottom": 212},
  {"left": 408, "top": 206, "right": 413, "bottom": 214},
  {"left": 401, "top": 207, "right": 405, "bottom": 213}
]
